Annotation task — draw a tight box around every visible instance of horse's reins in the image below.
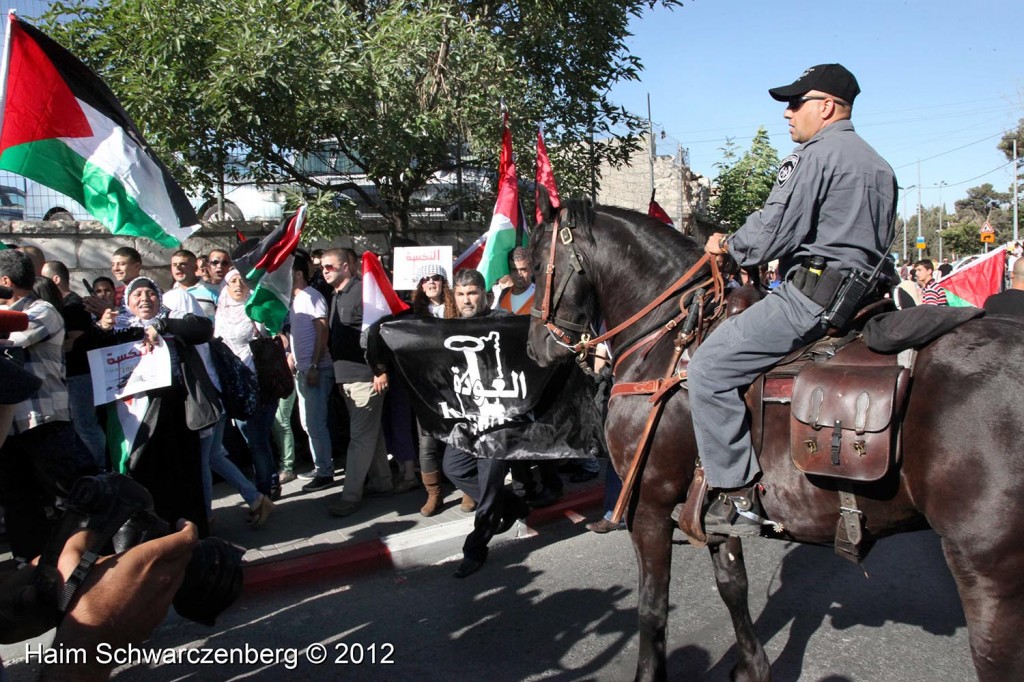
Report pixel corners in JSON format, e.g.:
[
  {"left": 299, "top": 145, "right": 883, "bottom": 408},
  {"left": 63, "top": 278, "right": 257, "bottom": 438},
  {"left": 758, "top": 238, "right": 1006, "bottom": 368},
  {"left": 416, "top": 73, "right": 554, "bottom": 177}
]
[{"left": 532, "top": 212, "right": 728, "bottom": 525}]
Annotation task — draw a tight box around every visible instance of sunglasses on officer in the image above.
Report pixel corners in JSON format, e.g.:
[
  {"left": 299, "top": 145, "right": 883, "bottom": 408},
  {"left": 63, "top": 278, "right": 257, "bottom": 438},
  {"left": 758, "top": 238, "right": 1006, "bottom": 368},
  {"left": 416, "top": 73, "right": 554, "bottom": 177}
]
[{"left": 786, "top": 95, "right": 849, "bottom": 110}]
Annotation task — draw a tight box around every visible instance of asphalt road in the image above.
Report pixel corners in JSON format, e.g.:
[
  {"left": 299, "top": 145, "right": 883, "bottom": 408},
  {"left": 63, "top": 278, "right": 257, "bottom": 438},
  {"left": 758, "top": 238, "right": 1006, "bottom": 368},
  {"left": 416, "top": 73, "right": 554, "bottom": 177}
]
[{"left": 4, "top": 521, "right": 975, "bottom": 681}]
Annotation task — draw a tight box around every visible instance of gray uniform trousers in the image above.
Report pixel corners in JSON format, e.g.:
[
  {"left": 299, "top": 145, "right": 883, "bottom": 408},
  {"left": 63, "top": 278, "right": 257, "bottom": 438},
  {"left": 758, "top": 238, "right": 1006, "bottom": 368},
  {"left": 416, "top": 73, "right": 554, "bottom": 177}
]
[{"left": 688, "top": 282, "right": 827, "bottom": 489}]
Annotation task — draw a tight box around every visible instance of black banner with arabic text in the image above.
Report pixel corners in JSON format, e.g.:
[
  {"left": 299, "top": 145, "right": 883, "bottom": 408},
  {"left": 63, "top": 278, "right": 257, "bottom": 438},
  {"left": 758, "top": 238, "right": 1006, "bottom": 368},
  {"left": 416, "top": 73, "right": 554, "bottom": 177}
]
[{"left": 378, "top": 315, "right": 602, "bottom": 460}]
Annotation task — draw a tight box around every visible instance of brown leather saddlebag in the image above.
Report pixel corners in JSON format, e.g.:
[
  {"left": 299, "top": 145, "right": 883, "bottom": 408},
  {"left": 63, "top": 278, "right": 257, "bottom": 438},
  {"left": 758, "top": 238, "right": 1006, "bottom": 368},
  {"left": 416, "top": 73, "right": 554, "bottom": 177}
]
[{"left": 790, "top": 363, "right": 909, "bottom": 481}]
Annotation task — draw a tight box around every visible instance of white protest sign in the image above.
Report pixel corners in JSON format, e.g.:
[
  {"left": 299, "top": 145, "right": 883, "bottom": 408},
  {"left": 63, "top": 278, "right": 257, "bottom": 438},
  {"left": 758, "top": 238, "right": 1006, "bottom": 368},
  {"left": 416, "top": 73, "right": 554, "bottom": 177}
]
[
  {"left": 87, "top": 338, "right": 172, "bottom": 406},
  {"left": 392, "top": 246, "right": 453, "bottom": 291}
]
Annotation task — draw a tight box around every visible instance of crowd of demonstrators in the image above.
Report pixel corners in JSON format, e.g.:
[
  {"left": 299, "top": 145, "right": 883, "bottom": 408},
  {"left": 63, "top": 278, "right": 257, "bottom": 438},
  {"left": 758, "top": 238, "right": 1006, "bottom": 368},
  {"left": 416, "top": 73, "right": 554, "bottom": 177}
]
[{"left": 0, "top": 236, "right": 600, "bottom": 598}]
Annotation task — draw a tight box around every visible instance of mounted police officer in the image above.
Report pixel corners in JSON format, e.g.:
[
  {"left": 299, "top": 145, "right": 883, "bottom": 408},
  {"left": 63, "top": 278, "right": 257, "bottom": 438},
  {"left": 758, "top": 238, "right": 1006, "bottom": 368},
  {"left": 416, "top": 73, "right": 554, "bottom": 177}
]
[{"left": 689, "top": 64, "right": 897, "bottom": 536}]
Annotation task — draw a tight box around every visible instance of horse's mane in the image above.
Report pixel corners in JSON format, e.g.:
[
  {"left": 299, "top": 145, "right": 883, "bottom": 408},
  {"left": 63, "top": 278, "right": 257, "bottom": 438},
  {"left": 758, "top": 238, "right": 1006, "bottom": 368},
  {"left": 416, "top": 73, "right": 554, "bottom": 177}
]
[{"left": 559, "top": 197, "right": 705, "bottom": 270}]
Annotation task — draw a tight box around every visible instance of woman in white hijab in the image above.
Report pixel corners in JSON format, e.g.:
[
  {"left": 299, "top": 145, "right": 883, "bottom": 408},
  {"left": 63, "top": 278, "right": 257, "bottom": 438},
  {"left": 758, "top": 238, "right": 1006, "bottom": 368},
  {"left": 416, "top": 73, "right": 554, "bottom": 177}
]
[{"left": 215, "top": 269, "right": 279, "bottom": 526}]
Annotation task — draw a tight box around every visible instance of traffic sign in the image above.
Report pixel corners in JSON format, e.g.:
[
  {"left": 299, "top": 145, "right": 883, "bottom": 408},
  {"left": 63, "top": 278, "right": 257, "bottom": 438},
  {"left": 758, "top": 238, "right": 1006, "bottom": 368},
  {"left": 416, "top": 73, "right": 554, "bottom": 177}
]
[
  {"left": 915, "top": 235, "right": 926, "bottom": 250},
  {"left": 981, "top": 221, "right": 994, "bottom": 233},
  {"left": 981, "top": 232, "right": 996, "bottom": 244}
]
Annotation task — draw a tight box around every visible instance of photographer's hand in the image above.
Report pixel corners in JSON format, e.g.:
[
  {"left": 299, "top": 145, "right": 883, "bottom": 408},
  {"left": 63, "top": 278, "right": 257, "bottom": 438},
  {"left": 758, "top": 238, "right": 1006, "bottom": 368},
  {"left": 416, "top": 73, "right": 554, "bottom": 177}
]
[{"left": 39, "top": 520, "right": 198, "bottom": 682}]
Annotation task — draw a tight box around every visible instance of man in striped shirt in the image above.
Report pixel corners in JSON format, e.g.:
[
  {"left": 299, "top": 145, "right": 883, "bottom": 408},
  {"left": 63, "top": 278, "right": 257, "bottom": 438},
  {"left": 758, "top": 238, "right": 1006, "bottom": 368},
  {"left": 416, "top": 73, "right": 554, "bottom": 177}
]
[{"left": 913, "top": 259, "right": 948, "bottom": 306}]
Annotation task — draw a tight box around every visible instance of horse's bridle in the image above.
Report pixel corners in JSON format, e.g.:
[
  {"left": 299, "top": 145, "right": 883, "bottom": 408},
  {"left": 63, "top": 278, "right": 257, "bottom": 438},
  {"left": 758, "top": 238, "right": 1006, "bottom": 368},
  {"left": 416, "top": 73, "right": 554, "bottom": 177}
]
[
  {"left": 532, "top": 210, "right": 727, "bottom": 365},
  {"left": 531, "top": 213, "right": 594, "bottom": 352}
]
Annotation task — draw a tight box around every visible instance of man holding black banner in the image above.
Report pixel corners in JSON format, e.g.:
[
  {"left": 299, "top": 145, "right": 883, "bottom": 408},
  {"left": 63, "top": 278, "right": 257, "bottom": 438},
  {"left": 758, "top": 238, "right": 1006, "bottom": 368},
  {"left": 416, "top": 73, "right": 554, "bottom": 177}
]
[{"left": 443, "top": 269, "right": 530, "bottom": 578}]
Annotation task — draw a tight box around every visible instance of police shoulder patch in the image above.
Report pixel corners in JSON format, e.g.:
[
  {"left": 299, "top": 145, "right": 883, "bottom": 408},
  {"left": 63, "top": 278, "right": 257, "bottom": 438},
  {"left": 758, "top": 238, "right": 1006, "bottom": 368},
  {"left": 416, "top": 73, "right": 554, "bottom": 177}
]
[{"left": 777, "top": 154, "right": 800, "bottom": 186}]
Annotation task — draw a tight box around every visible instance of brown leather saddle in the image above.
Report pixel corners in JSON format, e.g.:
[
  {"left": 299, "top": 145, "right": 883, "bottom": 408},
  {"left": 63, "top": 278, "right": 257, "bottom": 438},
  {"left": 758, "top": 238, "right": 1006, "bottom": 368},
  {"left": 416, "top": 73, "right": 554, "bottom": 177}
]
[
  {"left": 740, "top": 301, "right": 914, "bottom": 562},
  {"left": 750, "top": 332, "right": 912, "bottom": 482}
]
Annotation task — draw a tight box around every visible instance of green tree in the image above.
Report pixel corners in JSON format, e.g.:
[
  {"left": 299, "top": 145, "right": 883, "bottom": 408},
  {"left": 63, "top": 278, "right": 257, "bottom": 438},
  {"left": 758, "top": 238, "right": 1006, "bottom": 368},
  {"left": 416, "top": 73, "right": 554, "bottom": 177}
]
[
  {"left": 707, "top": 127, "right": 780, "bottom": 229},
  {"left": 42, "top": 0, "right": 678, "bottom": 242}
]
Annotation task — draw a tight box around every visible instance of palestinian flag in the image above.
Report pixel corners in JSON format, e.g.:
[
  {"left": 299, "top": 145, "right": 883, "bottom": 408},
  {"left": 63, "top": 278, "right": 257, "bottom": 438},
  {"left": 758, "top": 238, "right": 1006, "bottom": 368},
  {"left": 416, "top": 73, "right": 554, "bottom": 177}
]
[
  {"left": 477, "top": 113, "right": 528, "bottom": 288},
  {"left": 535, "top": 127, "right": 560, "bottom": 224},
  {"left": 453, "top": 232, "right": 486, "bottom": 273},
  {"left": 361, "top": 251, "right": 409, "bottom": 331},
  {"left": 0, "top": 15, "right": 198, "bottom": 247},
  {"left": 107, "top": 395, "right": 150, "bottom": 474},
  {"left": 234, "top": 205, "right": 306, "bottom": 334},
  {"left": 939, "top": 245, "right": 1006, "bottom": 307},
  {"left": 648, "top": 189, "right": 674, "bottom": 227}
]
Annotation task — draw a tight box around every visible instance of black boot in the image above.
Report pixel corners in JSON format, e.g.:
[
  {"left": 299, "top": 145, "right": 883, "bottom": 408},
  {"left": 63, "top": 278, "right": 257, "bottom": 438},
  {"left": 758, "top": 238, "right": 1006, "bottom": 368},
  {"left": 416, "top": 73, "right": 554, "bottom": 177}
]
[{"left": 703, "top": 487, "right": 764, "bottom": 537}]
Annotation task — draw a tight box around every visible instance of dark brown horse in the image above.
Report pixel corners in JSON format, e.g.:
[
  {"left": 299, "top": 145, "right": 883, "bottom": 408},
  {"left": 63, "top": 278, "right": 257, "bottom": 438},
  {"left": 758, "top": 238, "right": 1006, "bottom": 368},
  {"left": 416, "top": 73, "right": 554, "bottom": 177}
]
[{"left": 525, "top": 195, "right": 1024, "bottom": 682}]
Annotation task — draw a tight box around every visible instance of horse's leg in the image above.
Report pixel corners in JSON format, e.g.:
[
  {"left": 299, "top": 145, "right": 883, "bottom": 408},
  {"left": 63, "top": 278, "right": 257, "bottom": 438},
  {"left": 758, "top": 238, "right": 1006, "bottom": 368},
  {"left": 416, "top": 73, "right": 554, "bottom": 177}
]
[
  {"left": 629, "top": 509, "right": 674, "bottom": 682},
  {"left": 709, "top": 536, "right": 771, "bottom": 682},
  {"left": 941, "top": 540, "right": 1024, "bottom": 681}
]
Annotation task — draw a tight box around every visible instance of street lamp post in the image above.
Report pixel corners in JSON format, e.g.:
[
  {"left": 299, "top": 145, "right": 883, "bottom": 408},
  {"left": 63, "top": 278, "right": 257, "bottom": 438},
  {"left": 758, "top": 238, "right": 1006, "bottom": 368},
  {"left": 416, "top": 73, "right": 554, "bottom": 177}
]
[{"left": 900, "top": 185, "right": 917, "bottom": 263}]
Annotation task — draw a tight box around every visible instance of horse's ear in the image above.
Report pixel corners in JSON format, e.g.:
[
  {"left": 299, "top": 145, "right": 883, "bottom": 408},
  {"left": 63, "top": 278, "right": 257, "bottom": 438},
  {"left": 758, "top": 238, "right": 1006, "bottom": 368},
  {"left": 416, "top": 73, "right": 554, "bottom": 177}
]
[{"left": 536, "top": 184, "right": 558, "bottom": 225}]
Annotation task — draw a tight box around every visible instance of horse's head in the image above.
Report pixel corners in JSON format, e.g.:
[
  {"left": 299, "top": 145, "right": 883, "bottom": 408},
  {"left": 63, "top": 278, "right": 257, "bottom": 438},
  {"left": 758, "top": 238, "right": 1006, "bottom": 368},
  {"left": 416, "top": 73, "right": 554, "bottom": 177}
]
[{"left": 527, "top": 188, "right": 599, "bottom": 367}]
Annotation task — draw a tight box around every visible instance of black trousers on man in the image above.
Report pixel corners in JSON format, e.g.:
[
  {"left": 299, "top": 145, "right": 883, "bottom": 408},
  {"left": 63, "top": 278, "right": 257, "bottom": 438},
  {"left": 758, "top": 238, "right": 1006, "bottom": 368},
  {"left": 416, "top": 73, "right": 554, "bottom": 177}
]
[{"left": 442, "top": 445, "right": 519, "bottom": 562}]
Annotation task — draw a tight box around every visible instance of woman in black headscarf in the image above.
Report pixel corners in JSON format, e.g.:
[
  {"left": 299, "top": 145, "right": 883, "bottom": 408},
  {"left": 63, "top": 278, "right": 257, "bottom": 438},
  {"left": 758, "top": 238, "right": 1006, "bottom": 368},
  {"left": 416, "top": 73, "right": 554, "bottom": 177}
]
[{"left": 84, "top": 277, "right": 214, "bottom": 537}]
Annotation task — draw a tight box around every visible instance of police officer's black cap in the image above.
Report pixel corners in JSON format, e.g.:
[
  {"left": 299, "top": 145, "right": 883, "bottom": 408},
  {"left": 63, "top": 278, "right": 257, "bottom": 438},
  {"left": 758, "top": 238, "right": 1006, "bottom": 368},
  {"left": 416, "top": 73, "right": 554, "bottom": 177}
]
[{"left": 768, "top": 64, "right": 860, "bottom": 105}]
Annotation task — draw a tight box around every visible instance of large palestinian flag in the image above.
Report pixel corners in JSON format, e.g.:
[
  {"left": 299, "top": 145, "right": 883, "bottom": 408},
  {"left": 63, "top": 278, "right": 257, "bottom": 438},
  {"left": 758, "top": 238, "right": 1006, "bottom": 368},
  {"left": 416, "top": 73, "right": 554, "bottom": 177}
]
[
  {"left": 939, "top": 245, "right": 1006, "bottom": 307},
  {"left": 0, "top": 15, "right": 199, "bottom": 247}
]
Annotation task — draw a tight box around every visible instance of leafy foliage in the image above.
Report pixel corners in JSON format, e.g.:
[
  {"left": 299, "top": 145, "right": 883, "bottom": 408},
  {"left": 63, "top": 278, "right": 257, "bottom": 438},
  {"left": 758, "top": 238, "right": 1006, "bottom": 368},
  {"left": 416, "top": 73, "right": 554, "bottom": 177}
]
[
  {"left": 707, "top": 127, "right": 780, "bottom": 230},
  {"left": 41, "top": 0, "right": 680, "bottom": 242}
]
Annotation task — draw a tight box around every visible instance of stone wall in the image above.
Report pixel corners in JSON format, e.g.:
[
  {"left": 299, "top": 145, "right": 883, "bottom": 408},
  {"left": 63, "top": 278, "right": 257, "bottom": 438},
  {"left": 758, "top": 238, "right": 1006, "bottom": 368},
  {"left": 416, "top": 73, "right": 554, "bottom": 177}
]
[
  {"left": 596, "top": 133, "right": 711, "bottom": 234},
  {"left": 1, "top": 218, "right": 487, "bottom": 295}
]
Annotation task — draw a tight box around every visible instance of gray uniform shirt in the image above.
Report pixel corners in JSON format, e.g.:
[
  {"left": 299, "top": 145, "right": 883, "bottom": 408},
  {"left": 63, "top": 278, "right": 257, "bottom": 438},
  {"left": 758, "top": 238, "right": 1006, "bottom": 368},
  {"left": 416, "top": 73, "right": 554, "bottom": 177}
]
[{"left": 728, "top": 119, "right": 897, "bottom": 278}]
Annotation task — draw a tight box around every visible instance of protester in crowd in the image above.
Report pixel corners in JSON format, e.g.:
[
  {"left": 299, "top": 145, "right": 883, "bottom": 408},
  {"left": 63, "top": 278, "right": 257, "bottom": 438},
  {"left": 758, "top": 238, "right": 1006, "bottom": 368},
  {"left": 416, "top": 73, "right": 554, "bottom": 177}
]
[
  {"left": 937, "top": 257, "right": 952, "bottom": 279},
  {"left": 319, "top": 248, "right": 395, "bottom": 518},
  {"left": 496, "top": 247, "right": 565, "bottom": 508},
  {"left": 17, "top": 245, "right": 46, "bottom": 276},
  {"left": 110, "top": 246, "right": 142, "bottom": 302},
  {"left": 91, "top": 276, "right": 116, "bottom": 308},
  {"left": 288, "top": 250, "right": 336, "bottom": 492},
  {"left": 273, "top": 337, "right": 298, "bottom": 486},
  {"left": 585, "top": 464, "right": 627, "bottom": 533},
  {"left": 0, "top": 250, "right": 76, "bottom": 562},
  {"left": 170, "top": 249, "right": 218, "bottom": 319},
  {"left": 442, "top": 268, "right": 530, "bottom": 578},
  {"left": 42, "top": 260, "right": 107, "bottom": 471},
  {"left": 213, "top": 269, "right": 277, "bottom": 526},
  {"left": 84, "top": 277, "right": 212, "bottom": 538},
  {"left": 983, "top": 256, "right": 1024, "bottom": 315},
  {"left": 206, "top": 248, "right": 232, "bottom": 291},
  {"left": 408, "top": 264, "right": 469, "bottom": 515},
  {"left": 914, "top": 259, "right": 948, "bottom": 306},
  {"left": 196, "top": 254, "right": 211, "bottom": 283},
  {"left": 308, "top": 248, "right": 332, "bottom": 300}
]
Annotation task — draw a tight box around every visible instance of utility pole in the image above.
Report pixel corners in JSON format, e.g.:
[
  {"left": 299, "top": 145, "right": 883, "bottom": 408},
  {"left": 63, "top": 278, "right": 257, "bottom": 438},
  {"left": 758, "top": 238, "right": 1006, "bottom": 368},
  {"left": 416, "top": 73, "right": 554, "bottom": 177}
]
[
  {"left": 1014, "top": 138, "right": 1019, "bottom": 242},
  {"left": 900, "top": 185, "right": 916, "bottom": 263},
  {"left": 916, "top": 162, "right": 923, "bottom": 243}
]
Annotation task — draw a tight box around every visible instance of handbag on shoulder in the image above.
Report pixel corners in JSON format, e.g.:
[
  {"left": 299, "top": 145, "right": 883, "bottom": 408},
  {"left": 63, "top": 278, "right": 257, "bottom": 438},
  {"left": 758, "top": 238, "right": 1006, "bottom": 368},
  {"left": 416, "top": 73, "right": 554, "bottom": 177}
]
[
  {"left": 207, "top": 338, "right": 260, "bottom": 420},
  {"left": 249, "top": 334, "right": 294, "bottom": 403}
]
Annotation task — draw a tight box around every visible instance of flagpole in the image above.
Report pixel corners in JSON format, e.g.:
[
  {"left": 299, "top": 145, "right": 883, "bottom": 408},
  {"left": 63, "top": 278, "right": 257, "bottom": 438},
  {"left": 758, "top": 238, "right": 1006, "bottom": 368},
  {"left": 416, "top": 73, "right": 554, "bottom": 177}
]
[{"left": 0, "top": 11, "right": 17, "bottom": 138}]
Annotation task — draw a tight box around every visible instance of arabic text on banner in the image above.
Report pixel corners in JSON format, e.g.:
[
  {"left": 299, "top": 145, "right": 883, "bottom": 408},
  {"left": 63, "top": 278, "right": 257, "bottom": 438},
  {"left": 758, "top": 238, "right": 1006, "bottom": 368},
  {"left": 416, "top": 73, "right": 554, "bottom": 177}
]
[{"left": 86, "top": 338, "right": 172, "bottom": 405}]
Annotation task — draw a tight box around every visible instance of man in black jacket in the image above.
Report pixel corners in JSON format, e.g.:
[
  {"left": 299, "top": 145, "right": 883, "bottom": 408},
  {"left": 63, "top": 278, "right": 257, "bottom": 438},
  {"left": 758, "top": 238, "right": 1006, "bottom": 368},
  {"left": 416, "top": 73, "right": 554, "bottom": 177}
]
[{"left": 320, "top": 248, "right": 394, "bottom": 518}]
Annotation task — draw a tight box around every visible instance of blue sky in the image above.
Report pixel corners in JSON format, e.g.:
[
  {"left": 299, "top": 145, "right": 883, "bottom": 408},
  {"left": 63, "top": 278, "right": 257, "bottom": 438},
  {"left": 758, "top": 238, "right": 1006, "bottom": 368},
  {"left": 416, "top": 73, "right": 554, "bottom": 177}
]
[{"left": 609, "top": 0, "right": 1023, "bottom": 214}]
